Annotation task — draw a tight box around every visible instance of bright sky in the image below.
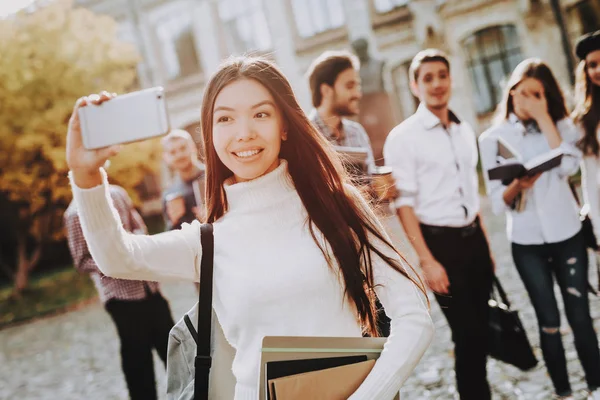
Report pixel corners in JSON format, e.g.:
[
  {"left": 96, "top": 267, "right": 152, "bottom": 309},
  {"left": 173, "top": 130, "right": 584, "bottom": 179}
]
[{"left": 0, "top": 0, "right": 36, "bottom": 17}]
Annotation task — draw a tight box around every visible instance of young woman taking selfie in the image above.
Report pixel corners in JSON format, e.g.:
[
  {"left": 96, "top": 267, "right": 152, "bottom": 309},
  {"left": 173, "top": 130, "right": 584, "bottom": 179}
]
[
  {"left": 66, "top": 56, "right": 433, "bottom": 399},
  {"left": 574, "top": 31, "right": 600, "bottom": 247},
  {"left": 479, "top": 58, "right": 600, "bottom": 400}
]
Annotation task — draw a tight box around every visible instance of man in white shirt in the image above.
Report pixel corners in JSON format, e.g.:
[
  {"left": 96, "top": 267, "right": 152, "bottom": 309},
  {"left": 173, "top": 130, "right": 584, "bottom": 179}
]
[{"left": 384, "top": 49, "right": 494, "bottom": 400}]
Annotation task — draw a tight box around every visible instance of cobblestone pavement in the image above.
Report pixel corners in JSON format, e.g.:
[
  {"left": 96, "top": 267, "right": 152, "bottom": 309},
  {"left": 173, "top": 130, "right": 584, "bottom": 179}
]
[
  {"left": 1, "top": 199, "right": 600, "bottom": 400},
  {"left": 396, "top": 200, "right": 600, "bottom": 400}
]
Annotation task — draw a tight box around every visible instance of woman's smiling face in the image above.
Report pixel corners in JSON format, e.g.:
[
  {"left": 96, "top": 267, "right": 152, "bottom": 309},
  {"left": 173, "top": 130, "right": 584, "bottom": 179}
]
[{"left": 211, "top": 78, "right": 285, "bottom": 183}]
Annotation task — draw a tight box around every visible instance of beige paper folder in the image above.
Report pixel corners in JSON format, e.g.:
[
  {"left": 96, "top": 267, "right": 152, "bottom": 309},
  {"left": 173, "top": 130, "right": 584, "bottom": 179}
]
[
  {"left": 260, "top": 336, "right": 400, "bottom": 400},
  {"left": 268, "top": 359, "right": 375, "bottom": 400}
]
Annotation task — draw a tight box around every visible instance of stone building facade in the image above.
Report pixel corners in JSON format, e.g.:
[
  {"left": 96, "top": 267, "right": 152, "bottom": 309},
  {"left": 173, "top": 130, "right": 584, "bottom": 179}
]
[{"left": 76, "top": 0, "right": 600, "bottom": 209}]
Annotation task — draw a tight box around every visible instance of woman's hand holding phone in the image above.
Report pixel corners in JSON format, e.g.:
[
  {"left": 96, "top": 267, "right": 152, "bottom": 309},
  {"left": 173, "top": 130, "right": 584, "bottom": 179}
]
[{"left": 66, "top": 92, "right": 122, "bottom": 188}]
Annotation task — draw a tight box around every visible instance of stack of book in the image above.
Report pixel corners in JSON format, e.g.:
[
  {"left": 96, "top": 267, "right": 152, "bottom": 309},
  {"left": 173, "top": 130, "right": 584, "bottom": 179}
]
[{"left": 260, "top": 336, "right": 400, "bottom": 400}]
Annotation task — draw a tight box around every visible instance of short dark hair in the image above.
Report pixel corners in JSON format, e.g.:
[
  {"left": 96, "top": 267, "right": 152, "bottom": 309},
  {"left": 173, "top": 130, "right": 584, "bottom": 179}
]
[
  {"left": 409, "top": 49, "right": 451, "bottom": 83},
  {"left": 306, "top": 51, "right": 360, "bottom": 107}
]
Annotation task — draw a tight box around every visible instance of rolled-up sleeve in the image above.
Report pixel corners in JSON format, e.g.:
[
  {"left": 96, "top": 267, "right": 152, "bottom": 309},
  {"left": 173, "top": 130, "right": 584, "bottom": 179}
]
[
  {"left": 384, "top": 128, "right": 418, "bottom": 210},
  {"left": 64, "top": 211, "right": 100, "bottom": 275},
  {"left": 555, "top": 118, "right": 582, "bottom": 178},
  {"left": 478, "top": 132, "right": 510, "bottom": 215}
]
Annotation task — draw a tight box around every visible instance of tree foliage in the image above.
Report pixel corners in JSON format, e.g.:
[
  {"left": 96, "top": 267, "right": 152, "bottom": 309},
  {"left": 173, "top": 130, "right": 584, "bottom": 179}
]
[{"left": 0, "top": 0, "right": 163, "bottom": 293}]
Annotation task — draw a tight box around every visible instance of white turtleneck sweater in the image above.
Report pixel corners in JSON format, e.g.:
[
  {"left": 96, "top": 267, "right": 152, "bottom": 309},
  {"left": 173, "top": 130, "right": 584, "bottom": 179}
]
[{"left": 70, "top": 160, "right": 433, "bottom": 400}]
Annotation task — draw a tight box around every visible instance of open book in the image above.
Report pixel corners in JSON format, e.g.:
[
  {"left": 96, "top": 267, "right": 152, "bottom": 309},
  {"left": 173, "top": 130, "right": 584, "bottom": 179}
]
[
  {"left": 259, "top": 336, "right": 399, "bottom": 400},
  {"left": 487, "top": 137, "right": 564, "bottom": 182}
]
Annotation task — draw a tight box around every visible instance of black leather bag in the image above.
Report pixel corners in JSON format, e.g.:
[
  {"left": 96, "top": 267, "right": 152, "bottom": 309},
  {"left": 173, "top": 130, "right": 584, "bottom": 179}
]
[
  {"left": 488, "top": 276, "right": 538, "bottom": 371},
  {"left": 569, "top": 181, "right": 600, "bottom": 295}
]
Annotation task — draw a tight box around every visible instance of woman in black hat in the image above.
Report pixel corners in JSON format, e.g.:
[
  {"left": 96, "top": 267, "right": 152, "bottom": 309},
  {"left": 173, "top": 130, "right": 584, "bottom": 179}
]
[{"left": 575, "top": 31, "right": 600, "bottom": 251}]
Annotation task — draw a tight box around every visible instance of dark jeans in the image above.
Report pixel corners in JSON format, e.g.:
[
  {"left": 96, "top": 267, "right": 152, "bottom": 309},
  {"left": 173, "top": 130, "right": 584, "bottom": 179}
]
[
  {"left": 512, "top": 230, "right": 600, "bottom": 396},
  {"left": 421, "top": 218, "right": 494, "bottom": 400},
  {"left": 105, "top": 293, "right": 175, "bottom": 400}
]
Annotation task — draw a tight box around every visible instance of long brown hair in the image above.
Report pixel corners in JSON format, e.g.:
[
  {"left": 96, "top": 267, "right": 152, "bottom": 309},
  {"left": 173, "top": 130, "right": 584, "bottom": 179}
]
[
  {"left": 494, "top": 58, "right": 568, "bottom": 125},
  {"left": 573, "top": 60, "right": 600, "bottom": 156},
  {"left": 200, "top": 56, "right": 427, "bottom": 336}
]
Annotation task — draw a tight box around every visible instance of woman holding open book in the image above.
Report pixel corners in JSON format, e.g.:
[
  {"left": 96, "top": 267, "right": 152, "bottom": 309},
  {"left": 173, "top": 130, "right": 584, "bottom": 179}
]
[
  {"left": 479, "top": 58, "right": 600, "bottom": 400},
  {"left": 65, "top": 56, "right": 433, "bottom": 399},
  {"left": 574, "top": 31, "right": 600, "bottom": 247}
]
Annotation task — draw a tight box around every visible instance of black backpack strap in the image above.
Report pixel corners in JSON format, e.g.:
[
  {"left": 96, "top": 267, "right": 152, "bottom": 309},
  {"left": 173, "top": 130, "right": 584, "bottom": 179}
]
[
  {"left": 183, "top": 314, "right": 198, "bottom": 344},
  {"left": 194, "top": 223, "right": 214, "bottom": 400}
]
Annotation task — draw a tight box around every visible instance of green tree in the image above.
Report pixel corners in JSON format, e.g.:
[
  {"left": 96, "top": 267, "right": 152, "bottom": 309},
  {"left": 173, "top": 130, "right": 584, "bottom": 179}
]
[{"left": 0, "top": 0, "right": 162, "bottom": 296}]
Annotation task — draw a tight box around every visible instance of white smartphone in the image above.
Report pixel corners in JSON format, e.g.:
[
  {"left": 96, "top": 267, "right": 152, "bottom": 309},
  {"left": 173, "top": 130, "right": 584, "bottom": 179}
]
[{"left": 78, "top": 87, "right": 170, "bottom": 150}]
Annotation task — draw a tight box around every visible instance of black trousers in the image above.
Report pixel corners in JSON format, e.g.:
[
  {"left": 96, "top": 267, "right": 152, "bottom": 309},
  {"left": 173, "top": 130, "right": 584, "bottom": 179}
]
[
  {"left": 105, "top": 293, "right": 175, "bottom": 400},
  {"left": 421, "top": 218, "right": 494, "bottom": 400}
]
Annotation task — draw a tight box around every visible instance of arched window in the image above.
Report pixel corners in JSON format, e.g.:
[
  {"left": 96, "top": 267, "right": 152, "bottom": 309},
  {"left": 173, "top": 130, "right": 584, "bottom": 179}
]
[
  {"left": 463, "top": 25, "right": 523, "bottom": 115},
  {"left": 156, "top": 12, "right": 202, "bottom": 81}
]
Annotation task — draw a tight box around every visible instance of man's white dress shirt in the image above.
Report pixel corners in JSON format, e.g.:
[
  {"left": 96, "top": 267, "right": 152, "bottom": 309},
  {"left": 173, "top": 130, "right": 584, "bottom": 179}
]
[{"left": 384, "top": 104, "right": 480, "bottom": 227}]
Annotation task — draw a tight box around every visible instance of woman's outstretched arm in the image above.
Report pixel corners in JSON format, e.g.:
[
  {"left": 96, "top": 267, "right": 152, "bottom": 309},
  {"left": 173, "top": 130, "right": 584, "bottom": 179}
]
[
  {"left": 66, "top": 93, "right": 202, "bottom": 283},
  {"left": 70, "top": 168, "right": 202, "bottom": 282}
]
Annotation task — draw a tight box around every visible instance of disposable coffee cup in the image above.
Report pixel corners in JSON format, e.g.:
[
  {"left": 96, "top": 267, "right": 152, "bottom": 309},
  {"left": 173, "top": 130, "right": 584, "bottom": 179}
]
[{"left": 370, "top": 166, "right": 394, "bottom": 201}]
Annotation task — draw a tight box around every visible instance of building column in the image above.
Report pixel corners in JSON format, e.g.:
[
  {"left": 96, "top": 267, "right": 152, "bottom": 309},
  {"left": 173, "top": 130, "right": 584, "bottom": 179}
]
[
  {"left": 340, "top": 0, "right": 378, "bottom": 52},
  {"left": 193, "top": 0, "right": 224, "bottom": 77},
  {"left": 261, "top": 0, "right": 311, "bottom": 111},
  {"left": 407, "top": 0, "right": 445, "bottom": 50},
  {"left": 126, "top": 1, "right": 163, "bottom": 88}
]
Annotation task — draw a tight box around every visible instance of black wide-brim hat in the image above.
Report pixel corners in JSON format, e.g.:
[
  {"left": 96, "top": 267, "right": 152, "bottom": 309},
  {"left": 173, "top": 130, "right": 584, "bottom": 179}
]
[{"left": 575, "top": 30, "right": 600, "bottom": 60}]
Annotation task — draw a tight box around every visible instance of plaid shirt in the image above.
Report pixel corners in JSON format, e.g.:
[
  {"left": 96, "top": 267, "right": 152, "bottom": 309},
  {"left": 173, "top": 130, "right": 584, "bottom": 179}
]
[
  {"left": 309, "top": 109, "right": 376, "bottom": 173},
  {"left": 64, "top": 185, "right": 161, "bottom": 304}
]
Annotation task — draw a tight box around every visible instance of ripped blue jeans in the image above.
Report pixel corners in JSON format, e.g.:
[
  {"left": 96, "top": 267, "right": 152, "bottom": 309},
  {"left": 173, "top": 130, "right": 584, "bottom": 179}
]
[{"left": 512, "top": 230, "right": 600, "bottom": 396}]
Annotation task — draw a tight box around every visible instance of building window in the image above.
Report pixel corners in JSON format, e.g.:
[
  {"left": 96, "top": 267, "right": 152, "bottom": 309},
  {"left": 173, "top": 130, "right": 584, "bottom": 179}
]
[
  {"left": 290, "top": 0, "right": 345, "bottom": 38},
  {"left": 218, "top": 0, "right": 272, "bottom": 54},
  {"left": 374, "top": 0, "right": 409, "bottom": 13},
  {"left": 156, "top": 13, "right": 202, "bottom": 81},
  {"left": 463, "top": 25, "right": 523, "bottom": 115},
  {"left": 392, "top": 60, "right": 418, "bottom": 120}
]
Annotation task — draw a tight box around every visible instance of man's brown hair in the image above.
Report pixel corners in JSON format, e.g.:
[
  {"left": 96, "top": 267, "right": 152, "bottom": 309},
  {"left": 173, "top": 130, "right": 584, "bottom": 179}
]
[
  {"left": 409, "top": 49, "right": 451, "bottom": 83},
  {"left": 306, "top": 50, "right": 360, "bottom": 108}
]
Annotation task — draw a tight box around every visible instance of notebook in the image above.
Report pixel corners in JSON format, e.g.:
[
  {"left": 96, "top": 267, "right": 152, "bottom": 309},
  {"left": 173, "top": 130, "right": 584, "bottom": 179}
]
[
  {"left": 268, "top": 359, "right": 376, "bottom": 400},
  {"left": 333, "top": 146, "right": 369, "bottom": 165},
  {"left": 265, "top": 355, "right": 368, "bottom": 400}
]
